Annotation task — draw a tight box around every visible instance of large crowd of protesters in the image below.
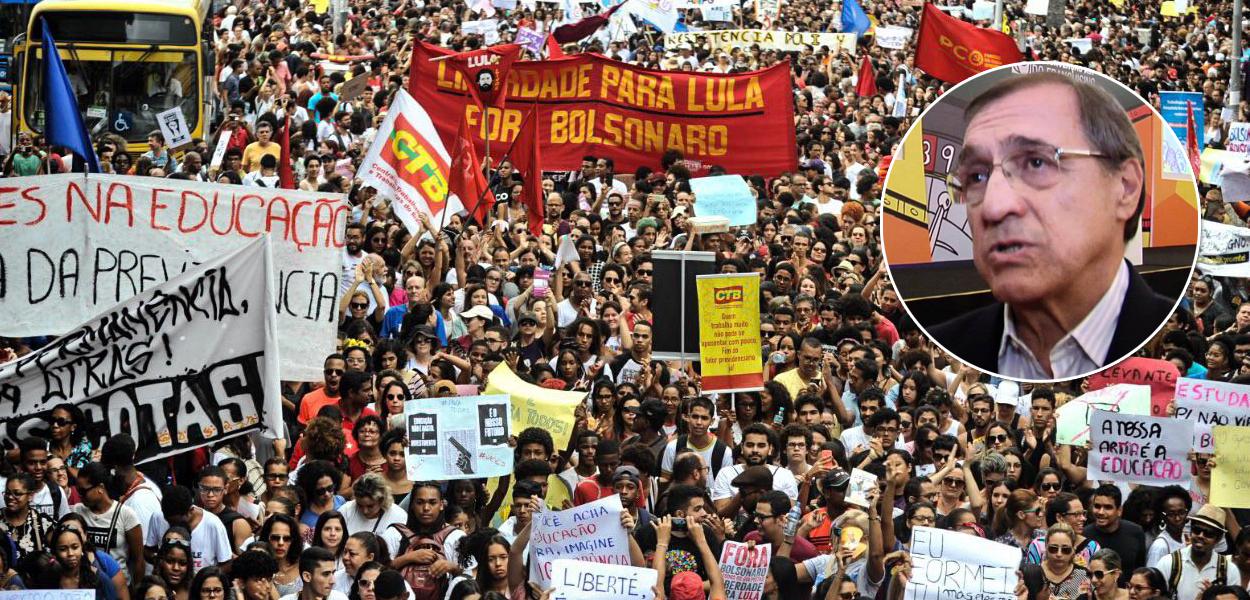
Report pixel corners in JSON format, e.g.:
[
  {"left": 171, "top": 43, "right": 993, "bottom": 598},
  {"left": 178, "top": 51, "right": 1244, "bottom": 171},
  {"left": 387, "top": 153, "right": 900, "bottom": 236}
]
[{"left": 2, "top": 0, "right": 1250, "bottom": 599}]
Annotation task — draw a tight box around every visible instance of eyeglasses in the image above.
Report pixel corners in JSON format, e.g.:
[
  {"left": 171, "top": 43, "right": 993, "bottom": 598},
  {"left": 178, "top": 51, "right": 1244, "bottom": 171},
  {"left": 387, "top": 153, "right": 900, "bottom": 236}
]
[
  {"left": 942, "top": 478, "right": 964, "bottom": 487},
  {"left": 988, "top": 434, "right": 1008, "bottom": 443},
  {"left": 198, "top": 486, "right": 225, "bottom": 496},
  {"left": 49, "top": 417, "right": 73, "bottom": 427},
  {"left": 637, "top": 269, "right": 652, "bottom": 276},
  {"left": 622, "top": 406, "right": 641, "bottom": 414},
  {"left": 265, "top": 472, "right": 288, "bottom": 480},
  {"left": 268, "top": 534, "right": 292, "bottom": 542},
  {"left": 753, "top": 512, "right": 775, "bottom": 521},
  {"left": 946, "top": 144, "right": 1109, "bottom": 206},
  {"left": 1021, "top": 507, "right": 1042, "bottom": 515},
  {"left": 840, "top": 593, "right": 857, "bottom": 600},
  {"left": 3, "top": 489, "right": 28, "bottom": 497},
  {"left": 360, "top": 579, "right": 375, "bottom": 589},
  {"left": 1091, "top": 569, "right": 1117, "bottom": 580},
  {"left": 1195, "top": 457, "right": 1210, "bottom": 467},
  {"left": 316, "top": 485, "right": 336, "bottom": 496},
  {"left": 1162, "top": 509, "right": 1188, "bottom": 518},
  {"left": 786, "top": 442, "right": 807, "bottom": 449},
  {"left": 574, "top": 280, "right": 592, "bottom": 288},
  {"left": 1040, "top": 482, "right": 1062, "bottom": 492},
  {"left": 1046, "top": 545, "right": 1074, "bottom": 555},
  {"left": 351, "top": 303, "right": 368, "bottom": 309},
  {"left": 911, "top": 515, "right": 935, "bottom": 525},
  {"left": 1191, "top": 526, "right": 1222, "bottom": 539},
  {"left": 324, "top": 368, "right": 344, "bottom": 376},
  {"left": 201, "top": 588, "right": 226, "bottom": 597}
]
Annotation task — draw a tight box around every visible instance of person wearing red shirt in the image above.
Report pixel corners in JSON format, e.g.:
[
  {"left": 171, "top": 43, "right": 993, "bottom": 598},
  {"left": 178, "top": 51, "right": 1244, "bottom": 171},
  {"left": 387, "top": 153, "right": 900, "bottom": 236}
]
[
  {"left": 573, "top": 438, "right": 621, "bottom": 506},
  {"left": 335, "top": 370, "right": 378, "bottom": 457}
]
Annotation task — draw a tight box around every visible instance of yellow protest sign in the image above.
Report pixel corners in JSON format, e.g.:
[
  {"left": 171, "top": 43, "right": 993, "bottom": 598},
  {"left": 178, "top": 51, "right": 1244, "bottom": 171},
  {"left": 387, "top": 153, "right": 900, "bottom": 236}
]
[
  {"left": 1160, "top": 1, "right": 1198, "bottom": 16},
  {"left": 1211, "top": 426, "right": 1250, "bottom": 508},
  {"left": 696, "top": 273, "right": 764, "bottom": 393},
  {"left": 483, "top": 363, "right": 584, "bottom": 450},
  {"left": 310, "top": 0, "right": 330, "bottom": 13},
  {"left": 1201, "top": 148, "right": 1233, "bottom": 185}
]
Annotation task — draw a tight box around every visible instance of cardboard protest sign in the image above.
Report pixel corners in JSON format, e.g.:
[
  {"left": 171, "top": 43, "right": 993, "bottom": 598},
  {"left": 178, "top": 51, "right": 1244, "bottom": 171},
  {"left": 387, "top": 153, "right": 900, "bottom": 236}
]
[
  {"left": 530, "top": 495, "right": 629, "bottom": 587},
  {"left": 516, "top": 27, "right": 547, "bottom": 54},
  {"left": 1088, "top": 410, "right": 1193, "bottom": 487},
  {"left": 719, "top": 541, "right": 769, "bottom": 600},
  {"left": 1085, "top": 357, "right": 1179, "bottom": 417},
  {"left": 0, "top": 238, "right": 281, "bottom": 463},
  {"left": 1054, "top": 384, "right": 1151, "bottom": 446},
  {"left": 156, "top": 107, "right": 192, "bottom": 148},
  {"left": 0, "top": 174, "right": 345, "bottom": 381},
  {"left": 1198, "top": 220, "right": 1250, "bottom": 278},
  {"left": 1211, "top": 426, "right": 1250, "bottom": 508},
  {"left": 0, "top": 592, "right": 94, "bottom": 600},
  {"left": 846, "top": 468, "right": 879, "bottom": 508},
  {"left": 404, "top": 394, "right": 512, "bottom": 480},
  {"left": 696, "top": 274, "right": 763, "bottom": 393},
  {"left": 689, "top": 175, "right": 756, "bottom": 227},
  {"left": 1228, "top": 123, "right": 1250, "bottom": 156},
  {"left": 906, "top": 527, "right": 1019, "bottom": 600},
  {"left": 1174, "top": 377, "right": 1250, "bottom": 452},
  {"left": 875, "top": 26, "right": 913, "bottom": 49},
  {"left": 550, "top": 559, "right": 656, "bottom": 600},
  {"left": 484, "top": 363, "right": 584, "bottom": 450}
]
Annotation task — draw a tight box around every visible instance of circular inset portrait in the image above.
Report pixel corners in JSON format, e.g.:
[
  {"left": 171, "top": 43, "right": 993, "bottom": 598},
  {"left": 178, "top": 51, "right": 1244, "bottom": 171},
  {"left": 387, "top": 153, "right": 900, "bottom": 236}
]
[{"left": 881, "top": 62, "right": 1199, "bottom": 382}]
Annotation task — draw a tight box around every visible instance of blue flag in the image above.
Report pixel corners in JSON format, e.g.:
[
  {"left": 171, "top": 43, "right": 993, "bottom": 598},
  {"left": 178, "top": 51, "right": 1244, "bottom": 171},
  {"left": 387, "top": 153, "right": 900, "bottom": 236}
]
[
  {"left": 41, "top": 20, "right": 99, "bottom": 172},
  {"left": 841, "top": 0, "right": 871, "bottom": 38}
]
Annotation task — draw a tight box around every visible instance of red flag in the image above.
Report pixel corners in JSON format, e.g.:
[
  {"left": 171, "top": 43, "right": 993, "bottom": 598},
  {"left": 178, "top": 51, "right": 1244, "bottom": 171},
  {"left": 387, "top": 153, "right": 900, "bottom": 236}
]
[
  {"left": 445, "top": 44, "right": 523, "bottom": 110},
  {"left": 449, "top": 115, "right": 495, "bottom": 227},
  {"left": 856, "top": 54, "right": 878, "bottom": 97},
  {"left": 545, "top": 34, "right": 566, "bottom": 58},
  {"left": 553, "top": 4, "right": 623, "bottom": 44},
  {"left": 278, "top": 114, "right": 295, "bottom": 190},
  {"left": 915, "top": 3, "right": 1023, "bottom": 84},
  {"left": 1186, "top": 101, "right": 1201, "bottom": 176},
  {"left": 510, "top": 107, "right": 544, "bottom": 237}
]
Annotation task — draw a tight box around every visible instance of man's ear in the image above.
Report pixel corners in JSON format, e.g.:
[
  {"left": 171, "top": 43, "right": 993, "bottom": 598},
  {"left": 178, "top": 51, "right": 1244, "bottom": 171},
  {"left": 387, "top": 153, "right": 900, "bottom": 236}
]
[{"left": 1114, "top": 157, "right": 1145, "bottom": 226}]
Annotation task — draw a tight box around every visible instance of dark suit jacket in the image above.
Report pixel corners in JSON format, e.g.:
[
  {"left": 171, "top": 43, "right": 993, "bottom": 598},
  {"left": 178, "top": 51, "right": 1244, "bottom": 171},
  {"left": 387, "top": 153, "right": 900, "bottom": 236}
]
[{"left": 928, "top": 261, "right": 1175, "bottom": 376}]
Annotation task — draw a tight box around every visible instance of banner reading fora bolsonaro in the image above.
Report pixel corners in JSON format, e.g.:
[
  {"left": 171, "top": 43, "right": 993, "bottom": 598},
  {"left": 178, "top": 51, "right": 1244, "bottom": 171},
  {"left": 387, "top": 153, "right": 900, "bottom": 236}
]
[
  {"left": 696, "top": 273, "right": 763, "bottom": 393},
  {"left": 410, "top": 42, "right": 797, "bottom": 177}
]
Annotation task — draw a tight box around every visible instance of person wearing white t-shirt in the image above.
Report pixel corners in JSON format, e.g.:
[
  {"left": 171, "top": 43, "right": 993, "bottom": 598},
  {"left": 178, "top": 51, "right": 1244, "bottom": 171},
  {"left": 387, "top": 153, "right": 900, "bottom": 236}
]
[
  {"left": 659, "top": 399, "right": 734, "bottom": 493},
  {"left": 19, "top": 439, "right": 68, "bottom": 520},
  {"left": 101, "top": 433, "right": 163, "bottom": 541},
  {"left": 280, "top": 546, "right": 349, "bottom": 600},
  {"left": 338, "top": 475, "right": 407, "bottom": 536},
  {"left": 73, "top": 463, "right": 144, "bottom": 584},
  {"left": 710, "top": 424, "right": 799, "bottom": 518},
  {"left": 145, "top": 485, "right": 234, "bottom": 573}
]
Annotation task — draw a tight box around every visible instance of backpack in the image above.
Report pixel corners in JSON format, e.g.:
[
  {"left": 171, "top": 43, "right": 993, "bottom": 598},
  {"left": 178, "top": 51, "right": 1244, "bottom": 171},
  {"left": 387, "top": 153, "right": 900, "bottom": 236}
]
[
  {"left": 1167, "top": 549, "right": 1227, "bottom": 599},
  {"left": 676, "top": 435, "right": 728, "bottom": 480},
  {"left": 391, "top": 523, "right": 456, "bottom": 600}
]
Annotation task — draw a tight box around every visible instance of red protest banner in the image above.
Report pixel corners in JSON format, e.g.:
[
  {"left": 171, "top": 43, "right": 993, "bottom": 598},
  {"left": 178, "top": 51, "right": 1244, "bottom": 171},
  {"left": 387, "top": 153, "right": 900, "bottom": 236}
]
[
  {"left": 915, "top": 3, "right": 1023, "bottom": 84},
  {"left": 410, "top": 41, "right": 797, "bottom": 177},
  {"left": 1086, "top": 357, "right": 1179, "bottom": 417}
]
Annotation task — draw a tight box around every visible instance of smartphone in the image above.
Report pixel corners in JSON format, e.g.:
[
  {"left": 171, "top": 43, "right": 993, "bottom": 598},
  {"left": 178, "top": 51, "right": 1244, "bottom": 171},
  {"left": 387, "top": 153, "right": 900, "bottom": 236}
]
[
  {"left": 533, "top": 268, "right": 550, "bottom": 298},
  {"left": 672, "top": 517, "right": 688, "bottom": 533},
  {"left": 819, "top": 449, "right": 833, "bottom": 467}
]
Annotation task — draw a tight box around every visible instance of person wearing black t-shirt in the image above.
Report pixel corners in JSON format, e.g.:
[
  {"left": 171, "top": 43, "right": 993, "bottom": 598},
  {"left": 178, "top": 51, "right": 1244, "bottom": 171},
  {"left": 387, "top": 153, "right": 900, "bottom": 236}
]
[
  {"left": 1083, "top": 485, "right": 1146, "bottom": 587},
  {"left": 634, "top": 484, "right": 724, "bottom": 593}
]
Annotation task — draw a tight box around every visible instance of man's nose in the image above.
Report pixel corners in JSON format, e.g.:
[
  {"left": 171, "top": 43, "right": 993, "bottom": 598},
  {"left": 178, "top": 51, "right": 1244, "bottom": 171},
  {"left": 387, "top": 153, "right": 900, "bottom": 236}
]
[{"left": 972, "top": 166, "right": 1029, "bottom": 225}]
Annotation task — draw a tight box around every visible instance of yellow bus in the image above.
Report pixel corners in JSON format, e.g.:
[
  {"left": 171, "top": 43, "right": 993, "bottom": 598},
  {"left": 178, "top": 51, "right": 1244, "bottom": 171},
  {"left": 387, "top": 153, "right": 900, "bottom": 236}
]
[{"left": 15, "top": 0, "right": 213, "bottom": 154}]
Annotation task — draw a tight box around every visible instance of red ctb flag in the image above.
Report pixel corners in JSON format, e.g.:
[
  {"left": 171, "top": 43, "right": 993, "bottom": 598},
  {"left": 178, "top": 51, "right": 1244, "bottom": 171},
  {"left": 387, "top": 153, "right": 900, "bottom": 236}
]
[
  {"left": 915, "top": 3, "right": 1023, "bottom": 84},
  {"left": 856, "top": 54, "right": 878, "bottom": 97},
  {"left": 1186, "top": 101, "right": 1201, "bottom": 176},
  {"left": 278, "top": 114, "right": 295, "bottom": 190},
  {"left": 445, "top": 43, "right": 523, "bottom": 110},
  {"left": 449, "top": 115, "right": 495, "bottom": 227},
  {"left": 510, "top": 107, "right": 544, "bottom": 237}
]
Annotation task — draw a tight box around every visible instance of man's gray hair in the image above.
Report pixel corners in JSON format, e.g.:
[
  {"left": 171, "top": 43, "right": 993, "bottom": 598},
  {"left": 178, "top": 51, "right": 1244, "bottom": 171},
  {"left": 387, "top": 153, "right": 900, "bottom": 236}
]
[
  {"left": 352, "top": 473, "right": 393, "bottom": 509},
  {"left": 980, "top": 451, "right": 1009, "bottom": 478}
]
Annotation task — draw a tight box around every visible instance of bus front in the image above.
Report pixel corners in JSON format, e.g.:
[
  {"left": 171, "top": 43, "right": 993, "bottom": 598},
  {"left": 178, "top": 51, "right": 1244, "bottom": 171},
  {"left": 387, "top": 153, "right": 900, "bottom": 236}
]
[{"left": 20, "top": 5, "right": 203, "bottom": 155}]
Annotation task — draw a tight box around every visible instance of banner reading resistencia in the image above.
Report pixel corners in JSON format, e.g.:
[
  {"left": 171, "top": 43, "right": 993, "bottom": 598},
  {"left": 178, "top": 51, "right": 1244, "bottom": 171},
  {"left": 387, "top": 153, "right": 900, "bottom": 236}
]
[
  {"left": 663, "top": 30, "right": 857, "bottom": 54},
  {"left": 410, "top": 42, "right": 797, "bottom": 177},
  {"left": 696, "top": 274, "right": 763, "bottom": 393},
  {"left": 0, "top": 238, "right": 281, "bottom": 464},
  {"left": 0, "top": 174, "right": 346, "bottom": 381}
]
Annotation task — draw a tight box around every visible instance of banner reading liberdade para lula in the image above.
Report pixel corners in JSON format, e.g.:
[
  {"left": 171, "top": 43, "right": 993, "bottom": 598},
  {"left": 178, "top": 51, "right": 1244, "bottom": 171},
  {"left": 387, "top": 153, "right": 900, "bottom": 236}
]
[
  {"left": 0, "top": 238, "right": 281, "bottom": 464},
  {"left": 0, "top": 173, "right": 347, "bottom": 381},
  {"left": 411, "top": 42, "right": 797, "bottom": 177}
]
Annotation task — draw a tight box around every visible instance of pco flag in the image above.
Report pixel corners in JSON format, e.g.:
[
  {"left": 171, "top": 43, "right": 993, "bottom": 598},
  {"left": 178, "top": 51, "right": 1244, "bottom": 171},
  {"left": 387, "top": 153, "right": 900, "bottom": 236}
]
[{"left": 357, "top": 89, "right": 464, "bottom": 233}]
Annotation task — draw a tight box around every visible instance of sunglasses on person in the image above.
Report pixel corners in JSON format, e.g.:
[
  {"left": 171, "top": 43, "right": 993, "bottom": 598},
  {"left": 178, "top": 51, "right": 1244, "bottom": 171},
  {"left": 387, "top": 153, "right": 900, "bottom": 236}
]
[
  {"left": 315, "top": 485, "right": 335, "bottom": 496},
  {"left": 1191, "top": 526, "right": 1222, "bottom": 539},
  {"left": 49, "top": 417, "right": 74, "bottom": 427},
  {"left": 574, "top": 280, "right": 592, "bottom": 288},
  {"left": 1047, "top": 545, "right": 1073, "bottom": 556},
  {"left": 324, "top": 368, "right": 344, "bottom": 376},
  {"left": 637, "top": 269, "right": 652, "bottom": 276},
  {"left": 265, "top": 472, "right": 288, "bottom": 480},
  {"left": 1091, "top": 569, "right": 1118, "bottom": 580},
  {"left": 942, "top": 477, "right": 964, "bottom": 487},
  {"left": 987, "top": 434, "right": 1008, "bottom": 444},
  {"left": 351, "top": 302, "right": 368, "bottom": 309},
  {"left": 1040, "top": 482, "right": 1062, "bottom": 492}
]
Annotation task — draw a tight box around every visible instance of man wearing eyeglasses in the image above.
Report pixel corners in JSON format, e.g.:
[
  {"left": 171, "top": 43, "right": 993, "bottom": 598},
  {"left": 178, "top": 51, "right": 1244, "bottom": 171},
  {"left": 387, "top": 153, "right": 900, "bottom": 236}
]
[
  {"left": 298, "top": 354, "right": 347, "bottom": 426},
  {"left": 929, "top": 72, "right": 1175, "bottom": 380}
]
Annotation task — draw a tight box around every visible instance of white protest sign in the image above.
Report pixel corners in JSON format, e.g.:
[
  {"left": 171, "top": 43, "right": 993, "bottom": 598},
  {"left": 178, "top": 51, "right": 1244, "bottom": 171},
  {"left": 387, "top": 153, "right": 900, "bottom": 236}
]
[
  {"left": 462, "top": 18, "right": 500, "bottom": 36},
  {"left": 719, "top": 541, "right": 770, "bottom": 600},
  {"left": 971, "top": 1, "right": 993, "bottom": 20},
  {"left": 493, "top": 0, "right": 519, "bottom": 8},
  {"left": 0, "top": 238, "right": 281, "bottom": 463},
  {"left": 874, "top": 26, "right": 913, "bottom": 49},
  {"left": 1054, "top": 384, "right": 1152, "bottom": 446},
  {"left": 1174, "top": 377, "right": 1250, "bottom": 452},
  {"left": 906, "top": 527, "right": 1019, "bottom": 600},
  {"left": 1227, "top": 123, "right": 1250, "bottom": 156},
  {"left": 209, "top": 130, "right": 232, "bottom": 170},
  {"left": 0, "top": 592, "right": 95, "bottom": 600},
  {"left": 550, "top": 559, "right": 656, "bottom": 600},
  {"left": 665, "top": 30, "right": 856, "bottom": 54},
  {"left": 1063, "top": 37, "right": 1093, "bottom": 54},
  {"left": 675, "top": 0, "right": 733, "bottom": 8},
  {"left": 689, "top": 175, "right": 755, "bottom": 227},
  {"left": 1197, "top": 220, "right": 1250, "bottom": 277},
  {"left": 530, "top": 494, "right": 629, "bottom": 587},
  {"left": 1088, "top": 410, "right": 1193, "bottom": 487},
  {"left": 156, "top": 107, "right": 193, "bottom": 148},
  {"left": 0, "top": 174, "right": 345, "bottom": 381},
  {"left": 701, "top": 4, "right": 733, "bottom": 21},
  {"left": 404, "top": 394, "right": 512, "bottom": 480},
  {"left": 1024, "top": 0, "right": 1048, "bottom": 15},
  {"left": 846, "top": 468, "right": 878, "bottom": 508}
]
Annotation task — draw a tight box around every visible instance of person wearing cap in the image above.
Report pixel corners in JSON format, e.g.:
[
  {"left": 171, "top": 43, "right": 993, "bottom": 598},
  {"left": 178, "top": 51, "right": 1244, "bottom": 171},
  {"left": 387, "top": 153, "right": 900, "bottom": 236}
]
[
  {"left": 1153, "top": 504, "right": 1240, "bottom": 600},
  {"left": 612, "top": 465, "right": 654, "bottom": 530},
  {"left": 711, "top": 424, "right": 799, "bottom": 519},
  {"left": 573, "top": 438, "right": 621, "bottom": 506},
  {"left": 802, "top": 468, "right": 853, "bottom": 554},
  {"left": 511, "top": 309, "right": 547, "bottom": 369},
  {"left": 451, "top": 304, "right": 495, "bottom": 355}
]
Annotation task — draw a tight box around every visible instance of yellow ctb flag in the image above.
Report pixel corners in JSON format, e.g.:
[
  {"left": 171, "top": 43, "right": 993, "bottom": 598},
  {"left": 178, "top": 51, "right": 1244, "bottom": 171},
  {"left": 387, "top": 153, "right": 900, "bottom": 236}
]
[
  {"left": 696, "top": 273, "right": 764, "bottom": 393},
  {"left": 1211, "top": 426, "right": 1250, "bottom": 508}
]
